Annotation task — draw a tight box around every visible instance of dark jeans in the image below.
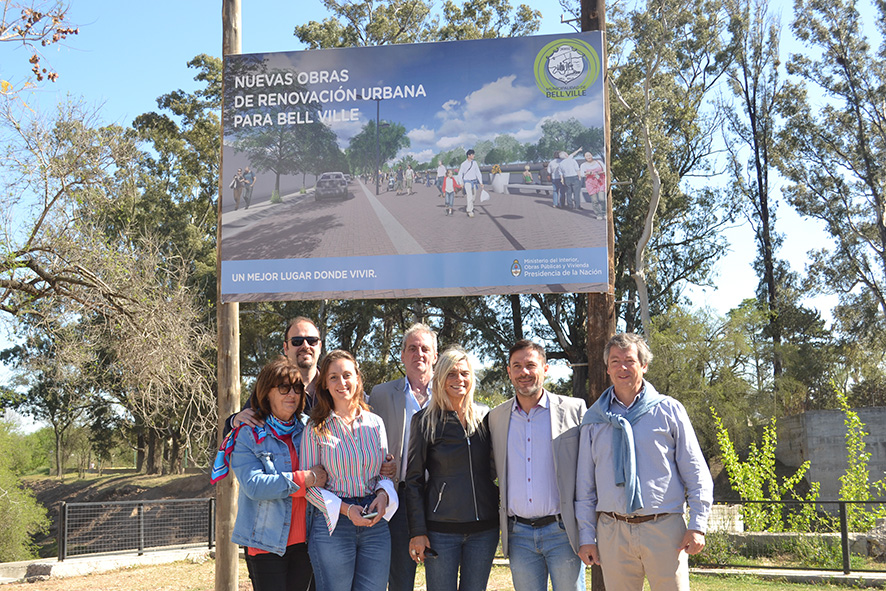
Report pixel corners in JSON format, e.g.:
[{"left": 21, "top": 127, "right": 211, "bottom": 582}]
[
  {"left": 245, "top": 543, "right": 315, "bottom": 591},
  {"left": 387, "top": 499, "right": 417, "bottom": 591}
]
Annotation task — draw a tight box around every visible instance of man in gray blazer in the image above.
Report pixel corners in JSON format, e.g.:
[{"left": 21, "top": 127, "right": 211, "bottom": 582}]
[
  {"left": 489, "top": 340, "right": 587, "bottom": 591},
  {"left": 368, "top": 323, "right": 437, "bottom": 591}
]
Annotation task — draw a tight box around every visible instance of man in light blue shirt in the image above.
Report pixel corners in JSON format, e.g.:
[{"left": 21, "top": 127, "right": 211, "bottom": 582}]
[
  {"left": 575, "top": 333, "right": 713, "bottom": 591},
  {"left": 489, "top": 340, "right": 587, "bottom": 591},
  {"left": 457, "top": 149, "right": 483, "bottom": 218},
  {"left": 369, "top": 323, "right": 436, "bottom": 591}
]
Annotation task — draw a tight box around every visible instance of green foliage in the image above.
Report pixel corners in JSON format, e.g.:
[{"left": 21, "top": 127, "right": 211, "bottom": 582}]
[
  {"left": 711, "top": 408, "right": 819, "bottom": 532},
  {"left": 835, "top": 388, "right": 886, "bottom": 531},
  {"left": 270, "top": 190, "right": 282, "bottom": 204},
  {"left": 780, "top": 0, "right": 886, "bottom": 343},
  {"left": 346, "top": 119, "right": 410, "bottom": 175},
  {"left": 0, "top": 420, "right": 50, "bottom": 561},
  {"left": 648, "top": 305, "right": 759, "bottom": 456},
  {"left": 293, "top": 0, "right": 541, "bottom": 49}
]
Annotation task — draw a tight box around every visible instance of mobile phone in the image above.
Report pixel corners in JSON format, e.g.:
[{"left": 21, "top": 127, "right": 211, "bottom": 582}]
[
  {"left": 424, "top": 547, "right": 439, "bottom": 557},
  {"left": 362, "top": 510, "right": 379, "bottom": 519}
]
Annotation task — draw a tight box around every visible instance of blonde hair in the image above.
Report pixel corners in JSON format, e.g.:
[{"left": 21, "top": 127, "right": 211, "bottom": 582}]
[{"left": 420, "top": 347, "right": 481, "bottom": 440}]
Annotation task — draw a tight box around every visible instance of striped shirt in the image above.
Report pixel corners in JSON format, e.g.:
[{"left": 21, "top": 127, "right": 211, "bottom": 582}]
[{"left": 300, "top": 409, "right": 390, "bottom": 515}]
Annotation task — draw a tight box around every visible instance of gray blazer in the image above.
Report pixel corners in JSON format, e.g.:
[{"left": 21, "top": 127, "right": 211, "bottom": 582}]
[
  {"left": 488, "top": 391, "right": 587, "bottom": 556},
  {"left": 368, "top": 377, "right": 409, "bottom": 482}
]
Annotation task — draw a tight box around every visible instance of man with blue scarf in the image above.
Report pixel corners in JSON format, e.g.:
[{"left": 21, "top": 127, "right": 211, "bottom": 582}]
[{"left": 575, "top": 333, "right": 713, "bottom": 591}]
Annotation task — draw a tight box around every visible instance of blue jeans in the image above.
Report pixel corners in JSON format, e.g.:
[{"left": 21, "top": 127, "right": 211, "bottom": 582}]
[
  {"left": 445, "top": 191, "right": 454, "bottom": 209},
  {"left": 551, "top": 180, "right": 564, "bottom": 207},
  {"left": 564, "top": 176, "right": 583, "bottom": 209},
  {"left": 308, "top": 507, "right": 390, "bottom": 591},
  {"left": 425, "top": 527, "right": 498, "bottom": 591},
  {"left": 386, "top": 503, "right": 416, "bottom": 591},
  {"left": 507, "top": 519, "right": 585, "bottom": 591}
]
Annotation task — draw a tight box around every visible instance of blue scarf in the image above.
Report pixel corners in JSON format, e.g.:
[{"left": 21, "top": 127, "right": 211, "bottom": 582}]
[
  {"left": 582, "top": 381, "right": 665, "bottom": 513},
  {"left": 211, "top": 415, "right": 301, "bottom": 484}
]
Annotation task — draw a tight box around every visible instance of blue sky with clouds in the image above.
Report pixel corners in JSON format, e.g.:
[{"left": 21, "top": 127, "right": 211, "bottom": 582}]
[{"left": 228, "top": 33, "right": 605, "bottom": 162}]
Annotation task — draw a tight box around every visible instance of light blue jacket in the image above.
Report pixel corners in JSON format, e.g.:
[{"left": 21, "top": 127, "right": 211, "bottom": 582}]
[{"left": 230, "top": 419, "right": 308, "bottom": 555}]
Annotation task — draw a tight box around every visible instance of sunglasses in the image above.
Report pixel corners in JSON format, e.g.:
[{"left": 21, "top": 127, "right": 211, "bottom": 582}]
[
  {"left": 288, "top": 336, "right": 320, "bottom": 347},
  {"left": 276, "top": 383, "right": 300, "bottom": 395}
]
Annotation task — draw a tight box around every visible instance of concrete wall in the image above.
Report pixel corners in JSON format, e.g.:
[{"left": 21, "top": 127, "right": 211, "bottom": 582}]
[{"left": 776, "top": 408, "right": 886, "bottom": 500}]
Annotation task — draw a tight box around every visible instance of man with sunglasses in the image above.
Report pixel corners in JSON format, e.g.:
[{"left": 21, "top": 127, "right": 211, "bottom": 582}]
[
  {"left": 226, "top": 316, "right": 323, "bottom": 432},
  {"left": 368, "top": 323, "right": 437, "bottom": 591}
]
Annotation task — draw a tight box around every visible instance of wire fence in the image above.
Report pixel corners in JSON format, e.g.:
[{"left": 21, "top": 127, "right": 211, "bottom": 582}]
[
  {"left": 58, "top": 498, "right": 215, "bottom": 561},
  {"left": 699, "top": 499, "right": 886, "bottom": 575}
]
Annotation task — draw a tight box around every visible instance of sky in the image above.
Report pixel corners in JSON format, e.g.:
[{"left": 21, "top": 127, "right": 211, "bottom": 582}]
[
  {"left": 226, "top": 33, "right": 605, "bottom": 161},
  {"left": 2, "top": 0, "right": 841, "bottom": 322}
]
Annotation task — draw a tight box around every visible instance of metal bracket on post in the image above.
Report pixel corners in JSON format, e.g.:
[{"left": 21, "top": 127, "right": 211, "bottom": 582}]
[{"left": 58, "top": 502, "right": 67, "bottom": 562}]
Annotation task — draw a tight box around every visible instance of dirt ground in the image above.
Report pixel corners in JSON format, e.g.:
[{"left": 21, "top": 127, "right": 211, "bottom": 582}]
[{"left": 3, "top": 558, "right": 252, "bottom": 591}]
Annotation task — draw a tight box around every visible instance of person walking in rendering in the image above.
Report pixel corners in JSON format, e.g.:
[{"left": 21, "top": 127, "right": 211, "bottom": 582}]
[
  {"left": 243, "top": 166, "right": 256, "bottom": 209},
  {"left": 231, "top": 168, "right": 245, "bottom": 211},
  {"left": 441, "top": 169, "right": 460, "bottom": 216},
  {"left": 558, "top": 149, "right": 583, "bottom": 210},
  {"left": 457, "top": 149, "right": 483, "bottom": 218}
]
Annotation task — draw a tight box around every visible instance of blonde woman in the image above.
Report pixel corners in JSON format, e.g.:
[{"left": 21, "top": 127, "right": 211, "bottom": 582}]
[{"left": 404, "top": 347, "right": 498, "bottom": 591}]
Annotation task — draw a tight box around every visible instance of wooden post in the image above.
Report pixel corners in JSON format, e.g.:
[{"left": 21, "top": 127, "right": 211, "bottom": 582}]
[
  {"left": 583, "top": 0, "right": 614, "bottom": 589},
  {"left": 216, "top": 1, "right": 241, "bottom": 591}
]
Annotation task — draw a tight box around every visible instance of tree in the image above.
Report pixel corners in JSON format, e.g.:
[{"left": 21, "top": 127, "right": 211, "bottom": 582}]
[
  {"left": 723, "top": 0, "right": 798, "bottom": 386},
  {"left": 294, "top": 0, "right": 541, "bottom": 49},
  {"left": 433, "top": 0, "right": 542, "bottom": 40},
  {"left": 0, "top": 419, "right": 49, "bottom": 561},
  {"left": 1, "top": 80, "right": 219, "bottom": 475},
  {"left": 294, "top": 0, "right": 434, "bottom": 48},
  {"left": 346, "top": 119, "right": 410, "bottom": 174},
  {"left": 1, "top": 327, "right": 92, "bottom": 477},
  {"left": 607, "top": 0, "right": 738, "bottom": 331},
  {"left": 0, "top": 99, "right": 146, "bottom": 319},
  {"left": 132, "top": 54, "right": 221, "bottom": 305},
  {"left": 0, "top": 0, "right": 78, "bottom": 85},
  {"left": 780, "top": 0, "right": 886, "bottom": 345}
]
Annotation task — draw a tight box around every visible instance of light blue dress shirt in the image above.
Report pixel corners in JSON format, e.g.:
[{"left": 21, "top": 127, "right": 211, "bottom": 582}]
[
  {"left": 506, "top": 392, "right": 560, "bottom": 519},
  {"left": 574, "top": 384, "right": 713, "bottom": 545}
]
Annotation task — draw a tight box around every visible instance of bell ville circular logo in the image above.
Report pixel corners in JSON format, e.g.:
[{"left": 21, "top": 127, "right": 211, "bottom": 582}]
[{"left": 534, "top": 38, "right": 601, "bottom": 101}]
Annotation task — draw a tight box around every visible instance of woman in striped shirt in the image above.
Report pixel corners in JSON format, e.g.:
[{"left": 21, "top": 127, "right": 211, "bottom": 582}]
[{"left": 300, "top": 350, "right": 397, "bottom": 591}]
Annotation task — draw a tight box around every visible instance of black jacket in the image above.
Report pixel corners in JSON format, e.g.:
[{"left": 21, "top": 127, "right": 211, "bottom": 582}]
[{"left": 404, "top": 406, "right": 499, "bottom": 536}]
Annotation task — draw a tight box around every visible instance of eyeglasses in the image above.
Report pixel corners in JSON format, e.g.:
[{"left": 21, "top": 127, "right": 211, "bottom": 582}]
[
  {"left": 276, "top": 383, "right": 300, "bottom": 395},
  {"left": 288, "top": 336, "right": 320, "bottom": 347}
]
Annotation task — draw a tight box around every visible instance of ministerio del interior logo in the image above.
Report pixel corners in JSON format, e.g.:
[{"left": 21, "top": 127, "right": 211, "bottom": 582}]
[{"left": 534, "top": 38, "right": 601, "bottom": 101}]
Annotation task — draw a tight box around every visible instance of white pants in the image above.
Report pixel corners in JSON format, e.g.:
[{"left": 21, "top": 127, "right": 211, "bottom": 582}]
[{"left": 465, "top": 181, "right": 478, "bottom": 213}]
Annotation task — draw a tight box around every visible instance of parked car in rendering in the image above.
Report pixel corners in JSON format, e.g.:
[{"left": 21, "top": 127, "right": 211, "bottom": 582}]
[{"left": 315, "top": 172, "right": 349, "bottom": 200}]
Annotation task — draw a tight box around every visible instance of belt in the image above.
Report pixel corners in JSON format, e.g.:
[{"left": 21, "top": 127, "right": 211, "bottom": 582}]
[
  {"left": 512, "top": 514, "right": 559, "bottom": 528},
  {"left": 598, "top": 512, "right": 668, "bottom": 524}
]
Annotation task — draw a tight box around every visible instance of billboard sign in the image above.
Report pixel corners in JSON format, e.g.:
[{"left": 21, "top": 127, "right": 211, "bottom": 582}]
[{"left": 220, "top": 32, "right": 608, "bottom": 302}]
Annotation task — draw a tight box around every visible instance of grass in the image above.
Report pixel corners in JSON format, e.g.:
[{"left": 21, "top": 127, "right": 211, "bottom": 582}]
[{"left": 3, "top": 559, "right": 874, "bottom": 591}]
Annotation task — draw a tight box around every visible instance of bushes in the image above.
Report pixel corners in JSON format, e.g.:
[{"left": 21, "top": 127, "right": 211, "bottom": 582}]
[
  {"left": 711, "top": 408, "right": 819, "bottom": 532},
  {"left": 0, "top": 420, "right": 50, "bottom": 561}
]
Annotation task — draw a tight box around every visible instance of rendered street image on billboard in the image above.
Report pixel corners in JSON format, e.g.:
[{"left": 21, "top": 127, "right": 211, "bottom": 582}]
[{"left": 220, "top": 32, "right": 608, "bottom": 302}]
